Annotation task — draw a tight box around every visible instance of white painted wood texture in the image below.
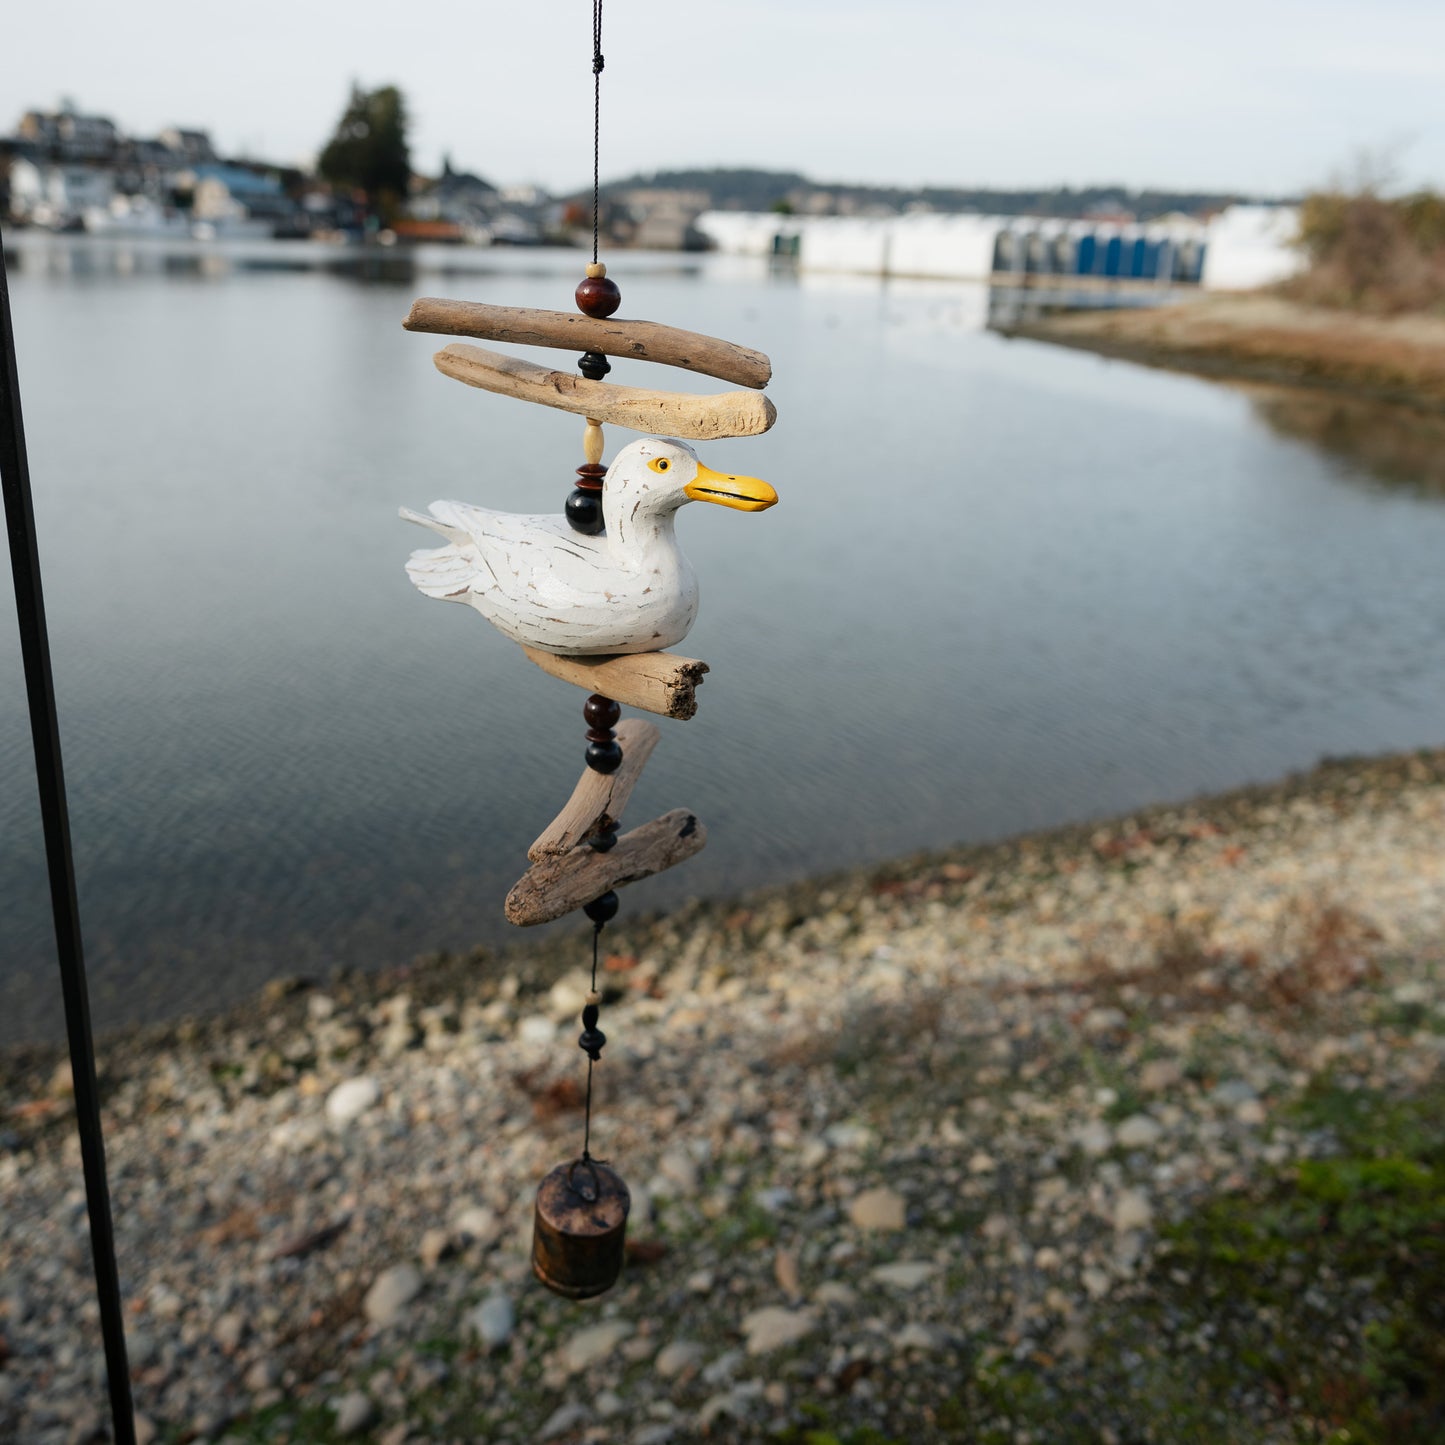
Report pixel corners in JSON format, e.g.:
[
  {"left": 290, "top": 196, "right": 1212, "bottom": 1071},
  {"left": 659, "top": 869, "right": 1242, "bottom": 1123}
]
[
  {"left": 403, "top": 299, "right": 773, "bottom": 389},
  {"left": 505, "top": 808, "right": 707, "bottom": 926},
  {"left": 401, "top": 437, "right": 777, "bottom": 656},
  {"left": 433, "top": 344, "right": 777, "bottom": 440}
]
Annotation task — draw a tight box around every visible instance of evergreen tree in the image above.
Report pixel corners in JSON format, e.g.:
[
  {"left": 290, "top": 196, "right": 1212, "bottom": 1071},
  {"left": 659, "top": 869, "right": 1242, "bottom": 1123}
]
[{"left": 318, "top": 84, "right": 411, "bottom": 221}]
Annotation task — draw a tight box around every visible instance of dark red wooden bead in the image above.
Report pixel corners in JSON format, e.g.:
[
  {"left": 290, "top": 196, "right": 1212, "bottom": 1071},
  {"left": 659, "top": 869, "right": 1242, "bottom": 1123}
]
[
  {"left": 584, "top": 695, "right": 621, "bottom": 731},
  {"left": 574, "top": 463, "right": 607, "bottom": 494},
  {"left": 575, "top": 275, "right": 622, "bottom": 318}
]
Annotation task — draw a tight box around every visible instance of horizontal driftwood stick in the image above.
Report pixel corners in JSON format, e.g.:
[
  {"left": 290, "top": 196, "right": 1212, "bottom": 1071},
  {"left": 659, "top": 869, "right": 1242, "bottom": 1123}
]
[
  {"left": 520, "top": 645, "right": 708, "bottom": 720},
  {"left": 434, "top": 344, "right": 777, "bottom": 440},
  {"left": 505, "top": 808, "right": 707, "bottom": 926},
  {"left": 405, "top": 299, "right": 772, "bottom": 390},
  {"left": 528, "top": 718, "right": 661, "bottom": 861}
]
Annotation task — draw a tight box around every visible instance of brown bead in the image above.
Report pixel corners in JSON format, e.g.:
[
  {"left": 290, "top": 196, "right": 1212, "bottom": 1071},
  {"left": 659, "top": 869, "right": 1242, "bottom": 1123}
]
[
  {"left": 575, "top": 275, "right": 622, "bottom": 319},
  {"left": 574, "top": 463, "right": 607, "bottom": 494},
  {"left": 584, "top": 694, "right": 621, "bottom": 731}
]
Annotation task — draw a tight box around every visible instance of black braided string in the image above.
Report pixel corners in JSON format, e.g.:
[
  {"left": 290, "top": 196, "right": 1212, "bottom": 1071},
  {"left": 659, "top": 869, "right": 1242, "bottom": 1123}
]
[
  {"left": 581, "top": 920, "right": 603, "bottom": 1160},
  {"left": 592, "top": 0, "right": 604, "bottom": 263}
]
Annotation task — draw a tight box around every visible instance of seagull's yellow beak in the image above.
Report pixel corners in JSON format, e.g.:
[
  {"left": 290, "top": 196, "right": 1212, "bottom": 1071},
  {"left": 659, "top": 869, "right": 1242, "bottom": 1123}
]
[{"left": 684, "top": 462, "right": 778, "bottom": 512}]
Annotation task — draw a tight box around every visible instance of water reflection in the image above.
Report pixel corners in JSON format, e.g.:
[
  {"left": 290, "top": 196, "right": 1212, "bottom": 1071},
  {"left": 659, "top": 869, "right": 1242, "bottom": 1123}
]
[{"left": 1241, "top": 385, "right": 1445, "bottom": 498}]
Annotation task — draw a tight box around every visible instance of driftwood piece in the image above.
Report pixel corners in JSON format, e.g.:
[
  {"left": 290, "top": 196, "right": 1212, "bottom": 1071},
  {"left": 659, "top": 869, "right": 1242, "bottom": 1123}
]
[
  {"left": 405, "top": 299, "right": 772, "bottom": 390},
  {"left": 528, "top": 718, "right": 660, "bottom": 861},
  {"left": 505, "top": 808, "right": 707, "bottom": 926},
  {"left": 434, "top": 344, "right": 777, "bottom": 440},
  {"left": 520, "top": 645, "right": 708, "bottom": 720}
]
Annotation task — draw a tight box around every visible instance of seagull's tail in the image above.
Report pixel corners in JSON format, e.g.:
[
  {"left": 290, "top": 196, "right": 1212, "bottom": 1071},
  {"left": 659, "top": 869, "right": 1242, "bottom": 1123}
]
[{"left": 400, "top": 505, "right": 476, "bottom": 603}]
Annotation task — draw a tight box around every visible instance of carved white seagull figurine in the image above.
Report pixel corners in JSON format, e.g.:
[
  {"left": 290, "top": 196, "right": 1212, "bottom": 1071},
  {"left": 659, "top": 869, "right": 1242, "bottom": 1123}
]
[{"left": 400, "top": 436, "right": 777, "bottom": 656}]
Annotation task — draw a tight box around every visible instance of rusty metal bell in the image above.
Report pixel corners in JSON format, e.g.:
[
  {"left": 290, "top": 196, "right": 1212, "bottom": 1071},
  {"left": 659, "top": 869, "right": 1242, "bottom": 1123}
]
[{"left": 531, "top": 1157, "right": 631, "bottom": 1299}]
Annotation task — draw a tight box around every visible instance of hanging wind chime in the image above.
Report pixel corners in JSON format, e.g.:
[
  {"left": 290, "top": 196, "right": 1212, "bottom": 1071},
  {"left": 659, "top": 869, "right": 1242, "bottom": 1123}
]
[{"left": 400, "top": 2, "right": 778, "bottom": 1300}]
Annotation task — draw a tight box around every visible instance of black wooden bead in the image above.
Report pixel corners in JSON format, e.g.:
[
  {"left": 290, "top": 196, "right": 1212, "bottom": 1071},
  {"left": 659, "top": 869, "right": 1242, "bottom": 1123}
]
[
  {"left": 582, "top": 1003, "right": 600, "bottom": 1029},
  {"left": 578, "top": 350, "right": 612, "bottom": 380},
  {"left": 575, "top": 275, "right": 622, "bottom": 318},
  {"left": 565, "top": 489, "right": 605, "bottom": 535},
  {"left": 584, "top": 890, "right": 620, "bottom": 925},
  {"left": 579, "top": 1026, "right": 607, "bottom": 1060},
  {"left": 585, "top": 739, "right": 622, "bottom": 774},
  {"left": 583, "top": 695, "right": 621, "bottom": 730},
  {"left": 588, "top": 823, "right": 619, "bottom": 853}
]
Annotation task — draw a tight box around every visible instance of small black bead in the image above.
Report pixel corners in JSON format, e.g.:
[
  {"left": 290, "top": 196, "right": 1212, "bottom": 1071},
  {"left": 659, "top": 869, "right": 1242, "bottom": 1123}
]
[
  {"left": 565, "top": 489, "right": 605, "bottom": 535},
  {"left": 578, "top": 350, "right": 612, "bottom": 381},
  {"left": 585, "top": 739, "right": 622, "bottom": 774},
  {"left": 582, "top": 1003, "right": 600, "bottom": 1029},
  {"left": 588, "top": 824, "right": 619, "bottom": 853},
  {"left": 584, "top": 890, "right": 620, "bottom": 925},
  {"left": 579, "top": 1026, "right": 607, "bottom": 1060}
]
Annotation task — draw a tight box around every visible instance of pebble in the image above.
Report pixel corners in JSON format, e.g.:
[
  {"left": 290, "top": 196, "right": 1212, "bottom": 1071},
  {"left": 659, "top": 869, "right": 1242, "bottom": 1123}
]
[
  {"left": 1074, "top": 1120, "right": 1114, "bottom": 1156},
  {"left": 325, "top": 1077, "right": 380, "bottom": 1126},
  {"left": 895, "top": 1322, "right": 944, "bottom": 1351},
  {"left": 654, "top": 1340, "right": 706, "bottom": 1379},
  {"left": 848, "top": 1186, "right": 906, "bottom": 1231},
  {"left": 1115, "top": 1114, "right": 1164, "bottom": 1149},
  {"left": 814, "top": 1281, "right": 858, "bottom": 1307},
  {"left": 464, "top": 1293, "right": 514, "bottom": 1352},
  {"left": 1113, "top": 1189, "right": 1154, "bottom": 1233},
  {"left": 870, "top": 1260, "right": 936, "bottom": 1290},
  {"left": 658, "top": 1148, "right": 699, "bottom": 1196},
  {"left": 741, "top": 1306, "right": 817, "bottom": 1355},
  {"left": 418, "top": 1227, "right": 452, "bottom": 1269},
  {"left": 1140, "top": 1058, "right": 1183, "bottom": 1091},
  {"left": 212, "top": 1310, "right": 246, "bottom": 1352},
  {"left": 774, "top": 1247, "right": 801, "bottom": 1297},
  {"left": 517, "top": 1015, "right": 556, "bottom": 1044},
  {"left": 332, "top": 1391, "right": 375, "bottom": 1436},
  {"left": 453, "top": 1204, "right": 500, "bottom": 1246},
  {"left": 595, "top": 1389, "right": 625, "bottom": 1418},
  {"left": 539, "top": 1402, "right": 588, "bottom": 1440},
  {"left": 364, "top": 1264, "right": 422, "bottom": 1326},
  {"left": 561, "top": 1320, "right": 633, "bottom": 1374}
]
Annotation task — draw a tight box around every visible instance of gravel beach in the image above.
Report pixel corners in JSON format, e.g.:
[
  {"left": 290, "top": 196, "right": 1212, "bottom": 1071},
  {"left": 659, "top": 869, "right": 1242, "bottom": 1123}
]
[{"left": 2, "top": 749, "right": 1443, "bottom": 1444}]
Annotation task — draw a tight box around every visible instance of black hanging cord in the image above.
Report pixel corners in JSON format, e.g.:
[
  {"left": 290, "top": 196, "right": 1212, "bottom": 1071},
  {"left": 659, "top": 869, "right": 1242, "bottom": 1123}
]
[
  {"left": 591, "top": 0, "right": 604, "bottom": 263},
  {"left": 0, "top": 232, "right": 136, "bottom": 1443},
  {"left": 581, "top": 920, "right": 602, "bottom": 1160}
]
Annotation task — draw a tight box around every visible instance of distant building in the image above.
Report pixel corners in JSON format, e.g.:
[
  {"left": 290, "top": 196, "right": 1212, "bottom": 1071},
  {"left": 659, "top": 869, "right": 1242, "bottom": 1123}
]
[
  {"left": 8, "top": 157, "right": 114, "bottom": 226},
  {"left": 615, "top": 188, "right": 710, "bottom": 251},
  {"left": 18, "top": 104, "right": 120, "bottom": 164},
  {"left": 158, "top": 127, "right": 216, "bottom": 166},
  {"left": 187, "top": 164, "right": 295, "bottom": 234}
]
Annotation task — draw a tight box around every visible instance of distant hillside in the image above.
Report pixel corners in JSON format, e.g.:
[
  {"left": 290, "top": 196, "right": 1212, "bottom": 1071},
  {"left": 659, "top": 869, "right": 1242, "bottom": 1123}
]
[{"left": 602, "top": 167, "right": 1265, "bottom": 221}]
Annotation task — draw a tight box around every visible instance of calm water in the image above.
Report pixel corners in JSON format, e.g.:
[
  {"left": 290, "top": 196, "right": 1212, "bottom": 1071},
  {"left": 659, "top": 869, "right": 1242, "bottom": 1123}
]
[{"left": 3, "top": 239, "right": 1444, "bottom": 1044}]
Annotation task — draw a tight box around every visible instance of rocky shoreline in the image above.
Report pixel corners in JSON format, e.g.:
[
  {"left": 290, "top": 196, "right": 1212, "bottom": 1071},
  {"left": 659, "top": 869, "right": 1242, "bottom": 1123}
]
[{"left": 3, "top": 748, "right": 1444, "bottom": 1443}]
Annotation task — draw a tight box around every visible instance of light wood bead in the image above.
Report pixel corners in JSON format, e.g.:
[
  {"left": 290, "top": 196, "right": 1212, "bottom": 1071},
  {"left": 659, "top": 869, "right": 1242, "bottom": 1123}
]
[
  {"left": 583, "top": 419, "right": 604, "bottom": 466},
  {"left": 585, "top": 262, "right": 607, "bottom": 279},
  {"left": 587, "top": 991, "right": 602, "bottom": 1006}
]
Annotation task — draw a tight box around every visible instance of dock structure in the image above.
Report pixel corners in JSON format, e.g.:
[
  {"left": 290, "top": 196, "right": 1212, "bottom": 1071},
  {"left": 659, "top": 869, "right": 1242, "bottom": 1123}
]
[{"left": 696, "top": 204, "right": 1301, "bottom": 291}]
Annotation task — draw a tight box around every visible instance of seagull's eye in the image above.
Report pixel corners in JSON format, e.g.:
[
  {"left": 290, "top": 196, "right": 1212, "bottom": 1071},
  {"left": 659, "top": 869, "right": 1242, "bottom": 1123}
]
[{"left": 648, "top": 457, "right": 671, "bottom": 474}]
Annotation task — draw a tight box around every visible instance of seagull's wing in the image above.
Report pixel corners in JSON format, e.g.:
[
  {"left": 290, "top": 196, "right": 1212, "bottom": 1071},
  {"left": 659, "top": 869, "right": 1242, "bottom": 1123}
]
[{"left": 399, "top": 502, "right": 584, "bottom": 605}]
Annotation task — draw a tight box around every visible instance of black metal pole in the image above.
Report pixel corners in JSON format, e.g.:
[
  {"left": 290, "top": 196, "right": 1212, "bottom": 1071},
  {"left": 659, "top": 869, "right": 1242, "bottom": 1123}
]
[{"left": 0, "top": 230, "right": 136, "bottom": 1444}]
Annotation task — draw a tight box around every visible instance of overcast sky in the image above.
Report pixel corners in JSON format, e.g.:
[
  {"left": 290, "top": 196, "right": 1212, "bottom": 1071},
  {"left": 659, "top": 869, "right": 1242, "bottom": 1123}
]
[{"left": 6, "top": 0, "right": 1444, "bottom": 196}]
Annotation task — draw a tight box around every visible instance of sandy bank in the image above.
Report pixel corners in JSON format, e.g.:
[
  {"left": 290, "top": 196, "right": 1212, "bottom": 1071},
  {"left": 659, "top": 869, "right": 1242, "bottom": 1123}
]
[{"left": 996, "top": 293, "right": 1445, "bottom": 412}]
